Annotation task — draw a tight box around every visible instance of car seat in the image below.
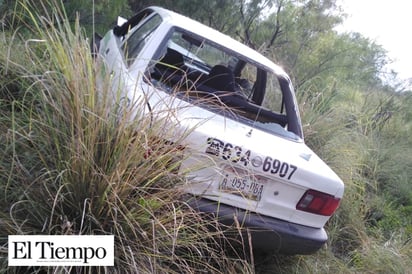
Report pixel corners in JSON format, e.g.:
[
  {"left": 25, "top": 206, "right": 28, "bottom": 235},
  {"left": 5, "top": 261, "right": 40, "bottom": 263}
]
[{"left": 204, "top": 65, "right": 236, "bottom": 92}]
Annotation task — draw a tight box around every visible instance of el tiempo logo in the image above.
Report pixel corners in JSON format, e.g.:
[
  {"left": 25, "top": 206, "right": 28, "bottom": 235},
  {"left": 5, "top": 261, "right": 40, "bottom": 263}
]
[{"left": 8, "top": 235, "right": 114, "bottom": 266}]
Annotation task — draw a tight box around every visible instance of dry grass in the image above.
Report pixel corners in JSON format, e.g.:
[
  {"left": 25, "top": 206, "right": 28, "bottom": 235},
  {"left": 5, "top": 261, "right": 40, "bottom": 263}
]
[{"left": 0, "top": 1, "right": 253, "bottom": 273}]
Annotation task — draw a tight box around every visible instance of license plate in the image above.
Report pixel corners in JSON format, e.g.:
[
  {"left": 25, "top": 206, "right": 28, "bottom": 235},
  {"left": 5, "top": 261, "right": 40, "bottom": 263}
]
[{"left": 219, "top": 172, "right": 264, "bottom": 201}]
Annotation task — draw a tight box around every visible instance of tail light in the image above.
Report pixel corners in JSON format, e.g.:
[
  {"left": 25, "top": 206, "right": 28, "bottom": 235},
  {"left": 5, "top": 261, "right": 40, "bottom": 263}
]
[{"left": 296, "top": 189, "right": 341, "bottom": 216}]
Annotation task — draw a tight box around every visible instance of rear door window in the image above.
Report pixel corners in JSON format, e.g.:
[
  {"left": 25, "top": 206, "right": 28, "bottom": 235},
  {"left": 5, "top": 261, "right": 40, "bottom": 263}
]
[{"left": 121, "top": 14, "right": 162, "bottom": 66}]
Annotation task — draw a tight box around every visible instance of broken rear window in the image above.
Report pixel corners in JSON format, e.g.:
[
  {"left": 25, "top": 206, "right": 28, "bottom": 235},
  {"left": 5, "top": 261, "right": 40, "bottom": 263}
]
[{"left": 146, "top": 29, "right": 300, "bottom": 141}]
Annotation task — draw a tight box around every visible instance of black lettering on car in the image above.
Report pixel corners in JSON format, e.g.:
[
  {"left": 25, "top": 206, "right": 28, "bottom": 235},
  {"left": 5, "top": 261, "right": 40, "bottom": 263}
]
[
  {"left": 222, "top": 143, "right": 233, "bottom": 160},
  {"left": 206, "top": 137, "right": 224, "bottom": 156},
  {"left": 279, "top": 162, "right": 288, "bottom": 177},
  {"left": 232, "top": 146, "right": 242, "bottom": 163},
  {"left": 205, "top": 137, "right": 297, "bottom": 179},
  {"left": 240, "top": 150, "right": 250, "bottom": 166},
  {"left": 262, "top": 156, "right": 298, "bottom": 180},
  {"left": 288, "top": 165, "right": 298, "bottom": 180},
  {"left": 205, "top": 138, "right": 250, "bottom": 165}
]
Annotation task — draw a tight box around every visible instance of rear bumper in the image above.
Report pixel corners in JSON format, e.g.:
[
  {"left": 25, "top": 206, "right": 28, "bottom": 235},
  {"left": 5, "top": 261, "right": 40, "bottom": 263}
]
[{"left": 189, "top": 197, "right": 327, "bottom": 255}]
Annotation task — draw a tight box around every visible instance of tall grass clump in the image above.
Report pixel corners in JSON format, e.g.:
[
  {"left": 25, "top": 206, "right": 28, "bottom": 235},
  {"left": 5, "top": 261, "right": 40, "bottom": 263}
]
[
  {"left": 289, "top": 81, "right": 412, "bottom": 273},
  {"left": 0, "top": 1, "right": 253, "bottom": 273}
]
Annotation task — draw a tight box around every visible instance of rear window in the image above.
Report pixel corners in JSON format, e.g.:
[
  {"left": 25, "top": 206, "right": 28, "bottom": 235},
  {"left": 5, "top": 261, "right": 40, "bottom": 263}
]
[{"left": 146, "top": 29, "right": 301, "bottom": 141}]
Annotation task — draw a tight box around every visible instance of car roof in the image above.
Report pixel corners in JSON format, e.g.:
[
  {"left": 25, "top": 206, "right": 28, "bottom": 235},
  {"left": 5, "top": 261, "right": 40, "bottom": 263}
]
[{"left": 146, "top": 6, "right": 289, "bottom": 78}]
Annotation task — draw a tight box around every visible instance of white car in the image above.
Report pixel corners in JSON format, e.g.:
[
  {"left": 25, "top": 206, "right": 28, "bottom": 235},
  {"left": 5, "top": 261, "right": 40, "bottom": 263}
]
[{"left": 96, "top": 6, "right": 344, "bottom": 255}]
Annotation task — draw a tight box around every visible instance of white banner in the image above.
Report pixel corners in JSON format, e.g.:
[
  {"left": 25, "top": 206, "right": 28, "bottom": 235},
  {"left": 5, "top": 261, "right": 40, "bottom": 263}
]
[{"left": 8, "top": 235, "right": 114, "bottom": 266}]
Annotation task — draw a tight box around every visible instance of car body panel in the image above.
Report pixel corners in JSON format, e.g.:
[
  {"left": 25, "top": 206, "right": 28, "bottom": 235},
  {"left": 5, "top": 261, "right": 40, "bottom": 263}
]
[{"left": 96, "top": 6, "right": 344, "bottom": 254}]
